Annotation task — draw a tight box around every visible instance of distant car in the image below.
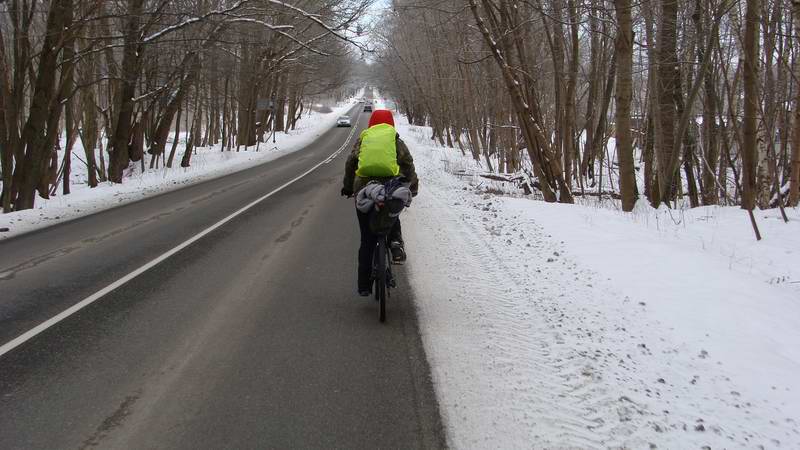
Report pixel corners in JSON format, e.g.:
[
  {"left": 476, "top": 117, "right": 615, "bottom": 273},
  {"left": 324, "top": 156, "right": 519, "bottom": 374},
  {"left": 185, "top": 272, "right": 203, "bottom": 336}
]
[
  {"left": 363, "top": 105, "right": 372, "bottom": 112},
  {"left": 337, "top": 116, "right": 352, "bottom": 127}
]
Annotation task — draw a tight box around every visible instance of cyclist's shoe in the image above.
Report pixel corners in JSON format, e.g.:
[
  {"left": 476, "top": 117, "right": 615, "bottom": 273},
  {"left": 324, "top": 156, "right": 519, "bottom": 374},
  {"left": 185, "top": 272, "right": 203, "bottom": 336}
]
[
  {"left": 358, "top": 289, "right": 371, "bottom": 297},
  {"left": 390, "top": 241, "right": 406, "bottom": 264}
]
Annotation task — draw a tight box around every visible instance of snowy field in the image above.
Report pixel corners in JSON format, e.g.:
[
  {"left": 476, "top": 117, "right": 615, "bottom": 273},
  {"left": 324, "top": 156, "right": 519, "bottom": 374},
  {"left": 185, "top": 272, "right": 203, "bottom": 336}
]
[
  {"left": 398, "top": 119, "right": 800, "bottom": 448},
  {"left": 0, "top": 101, "right": 356, "bottom": 240}
]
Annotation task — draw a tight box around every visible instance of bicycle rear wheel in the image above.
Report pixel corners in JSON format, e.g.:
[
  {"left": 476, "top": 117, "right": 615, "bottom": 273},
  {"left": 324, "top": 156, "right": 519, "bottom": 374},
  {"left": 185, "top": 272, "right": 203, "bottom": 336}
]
[
  {"left": 375, "top": 240, "right": 387, "bottom": 322},
  {"left": 378, "top": 274, "right": 386, "bottom": 322}
]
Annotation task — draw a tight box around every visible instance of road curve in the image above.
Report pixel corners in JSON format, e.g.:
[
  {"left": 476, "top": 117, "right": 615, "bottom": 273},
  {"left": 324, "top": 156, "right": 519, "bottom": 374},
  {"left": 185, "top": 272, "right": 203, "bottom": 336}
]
[{"left": 0, "top": 104, "right": 445, "bottom": 449}]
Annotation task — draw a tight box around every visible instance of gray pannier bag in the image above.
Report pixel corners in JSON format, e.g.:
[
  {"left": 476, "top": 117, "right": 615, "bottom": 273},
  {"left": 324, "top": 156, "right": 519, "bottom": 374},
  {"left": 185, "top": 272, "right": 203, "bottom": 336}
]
[{"left": 355, "top": 177, "right": 412, "bottom": 234}]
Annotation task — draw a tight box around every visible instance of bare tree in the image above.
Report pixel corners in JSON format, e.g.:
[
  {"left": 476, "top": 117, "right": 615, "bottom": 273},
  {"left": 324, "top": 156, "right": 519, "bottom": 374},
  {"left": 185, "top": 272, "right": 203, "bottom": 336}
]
[{"left": 615, "top": 0, "right": 636, "bottom": 211}]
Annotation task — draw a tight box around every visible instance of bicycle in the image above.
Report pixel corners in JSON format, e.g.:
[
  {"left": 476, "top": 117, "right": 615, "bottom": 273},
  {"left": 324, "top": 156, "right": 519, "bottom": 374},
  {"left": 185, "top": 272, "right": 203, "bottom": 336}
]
[
  {"left": 368, "top": 192, "right": 407, "bottom": 323},
  {"left": 358, "top": 177, "right": 411, "bottom": 323}
]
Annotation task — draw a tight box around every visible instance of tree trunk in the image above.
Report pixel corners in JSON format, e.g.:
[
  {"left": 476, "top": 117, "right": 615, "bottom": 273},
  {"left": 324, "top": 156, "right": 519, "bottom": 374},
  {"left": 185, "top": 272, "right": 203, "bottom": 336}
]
[
  {"left": 221, "top": 76, "right": 229, "bottom": 150},
  {"left": 654, "top": 0, "right": 680, "bottom": 207},
  {"left": 564, "top": 0, "right": 579, "bottom": 186},
  {"left": 642, "top": 3, "right": 659, "bottom": 204},
  {"left": 166, "top": 105, "right": 182, "bottom": 168},
  {"left": 789, "top": 0, "right": 800, "bottom": 206},
  {"left": 108, "top": 0, "right": 145, "bottom": 183},
  {"left": 181, "top": 85, "right": 201, "bottom": 168},
  {"left": 274, "top": 72, "right": 287, "bottom": 133},
  {"left": 581, "top": 4, "right": 601, "bottom": 182},
  {"left": 696, "top": 0, "right": 719, "bottom": 205},
  {"left": 0, "top": 29, "right": 14, "bottom": 211},
  {"left": 615, "top": 0, "right": 636, "bottom": 211},
  {"left": 150, "top": 53, "right": 200, "bottom": 160},
  {"left": 683, "top": 130, "right": 700, "bottom": 207},
  {"left": 741, "top": 0, "right": 760, "bottom": 211},
  {"left": 13, "top": 0, "right": 70, "bottom": 210}
]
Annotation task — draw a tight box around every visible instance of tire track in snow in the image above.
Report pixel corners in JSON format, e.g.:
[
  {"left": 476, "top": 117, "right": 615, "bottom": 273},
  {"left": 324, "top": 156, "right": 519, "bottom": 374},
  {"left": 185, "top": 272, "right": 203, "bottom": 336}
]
[
  {"left": 407, "top": 167, "right": 617, "bottom": 447},
  {"left": 402, "top": 123, "right": 798, "bottom": 448}
]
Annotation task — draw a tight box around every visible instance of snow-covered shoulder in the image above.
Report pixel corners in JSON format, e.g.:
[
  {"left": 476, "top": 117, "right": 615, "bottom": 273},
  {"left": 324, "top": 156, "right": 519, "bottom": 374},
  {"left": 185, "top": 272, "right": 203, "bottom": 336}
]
[
  {"left": 398, "top": 118, "right": 800, "bottom": 448},
  {"left": 0, "top": 102, "right": 355, "bottom": 240}
]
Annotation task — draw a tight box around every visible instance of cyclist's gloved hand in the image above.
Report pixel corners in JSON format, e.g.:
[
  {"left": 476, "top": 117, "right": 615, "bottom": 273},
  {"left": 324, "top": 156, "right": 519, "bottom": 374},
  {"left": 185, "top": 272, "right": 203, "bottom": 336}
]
[{"left": 341, "top": 187, "right": 353, "bottom": 198}]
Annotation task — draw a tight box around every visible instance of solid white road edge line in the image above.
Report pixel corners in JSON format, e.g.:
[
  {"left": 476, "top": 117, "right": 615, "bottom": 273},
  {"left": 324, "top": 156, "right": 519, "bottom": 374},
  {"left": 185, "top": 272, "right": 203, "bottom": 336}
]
[{"left": 0, "top": 121, "right": 360, "bottom": 358}]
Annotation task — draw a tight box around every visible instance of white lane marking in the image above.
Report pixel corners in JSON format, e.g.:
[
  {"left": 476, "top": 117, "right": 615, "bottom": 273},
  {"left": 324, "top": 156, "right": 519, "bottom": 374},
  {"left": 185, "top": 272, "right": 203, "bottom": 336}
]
[{"left": 0, "top": 119, "right": 360, "bottom": 358}]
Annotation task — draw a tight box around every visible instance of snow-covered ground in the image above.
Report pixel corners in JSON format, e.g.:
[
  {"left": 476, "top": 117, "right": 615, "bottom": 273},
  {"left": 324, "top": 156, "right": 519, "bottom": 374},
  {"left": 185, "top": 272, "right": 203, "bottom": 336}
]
[
  {"left": 399, "top": 119, "right": 800, "bottom": 448},
  {"left": 0, "top": 101, "right": 356, "bottom": 240},
  {"left": 5, "top": 95, "right": 797, "bottom": 446}
]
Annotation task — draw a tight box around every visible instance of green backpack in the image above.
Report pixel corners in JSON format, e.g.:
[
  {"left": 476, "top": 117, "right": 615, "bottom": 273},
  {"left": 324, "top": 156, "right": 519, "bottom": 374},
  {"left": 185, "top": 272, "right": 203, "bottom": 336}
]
[{"left": 356, "top": 123, "right": 400, "bottom": 177}]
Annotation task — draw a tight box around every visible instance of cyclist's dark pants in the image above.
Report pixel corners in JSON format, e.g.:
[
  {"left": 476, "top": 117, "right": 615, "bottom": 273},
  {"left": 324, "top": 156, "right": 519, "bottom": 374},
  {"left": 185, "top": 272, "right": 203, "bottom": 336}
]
[{"left": 356, "top": 210, "right": 402, "bottom": 290}]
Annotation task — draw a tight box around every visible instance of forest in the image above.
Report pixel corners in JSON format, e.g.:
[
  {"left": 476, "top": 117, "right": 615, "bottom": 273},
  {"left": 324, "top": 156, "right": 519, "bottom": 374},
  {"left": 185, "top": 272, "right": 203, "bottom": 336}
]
[
  {"left": 2, "top": 0, "right": 800, "bottom": 226},
  {"left": 0, "top": 0, "right": 367, "bottom": 213},
  {"left": 373, "top": 0, "right": 800, "bottom": 225}
]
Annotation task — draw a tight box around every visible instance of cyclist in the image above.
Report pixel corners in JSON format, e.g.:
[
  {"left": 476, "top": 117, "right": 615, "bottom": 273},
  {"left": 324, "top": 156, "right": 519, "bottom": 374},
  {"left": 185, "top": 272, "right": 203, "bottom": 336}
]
[{"left": 341, "top": 109, "right": 419, "bottom": 296}]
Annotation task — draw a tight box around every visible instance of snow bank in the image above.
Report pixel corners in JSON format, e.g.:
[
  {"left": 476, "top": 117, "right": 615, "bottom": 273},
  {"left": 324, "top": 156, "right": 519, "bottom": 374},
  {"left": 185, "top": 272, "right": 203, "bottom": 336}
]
[
  {"left": 0, "top": 102, "right": 355, "bottom": 240},
  {"left": 399, "top": 119, "right": 800, "bottom": 448}
]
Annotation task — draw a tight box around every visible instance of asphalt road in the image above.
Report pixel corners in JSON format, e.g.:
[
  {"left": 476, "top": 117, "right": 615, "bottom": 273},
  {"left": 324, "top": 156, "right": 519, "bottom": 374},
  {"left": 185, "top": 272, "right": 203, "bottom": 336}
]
[{"left": 0, "top": 103, "right": 445, "bottom": 449}]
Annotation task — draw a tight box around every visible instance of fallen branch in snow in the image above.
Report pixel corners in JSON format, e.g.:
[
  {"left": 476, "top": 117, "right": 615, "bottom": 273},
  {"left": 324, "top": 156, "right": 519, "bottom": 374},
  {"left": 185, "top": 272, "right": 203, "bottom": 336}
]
[
  {"left": 456, "top": 170, "right": 631, "bottom": 200},
  {"left": 572, "top": 190, "right": 623, "bottom": 200},
  {"left": 477, "top": 173, "right": 524, "bottom": 183},
  {"left": 447, "top": 169, "right": 538, "bottom": 193}
]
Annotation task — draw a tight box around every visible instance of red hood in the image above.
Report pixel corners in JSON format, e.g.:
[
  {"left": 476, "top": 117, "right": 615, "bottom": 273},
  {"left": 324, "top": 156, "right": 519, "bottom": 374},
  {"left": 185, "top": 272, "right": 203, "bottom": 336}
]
[{"left": 368, "top": 109, "right": 395, "bottom": 128}]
